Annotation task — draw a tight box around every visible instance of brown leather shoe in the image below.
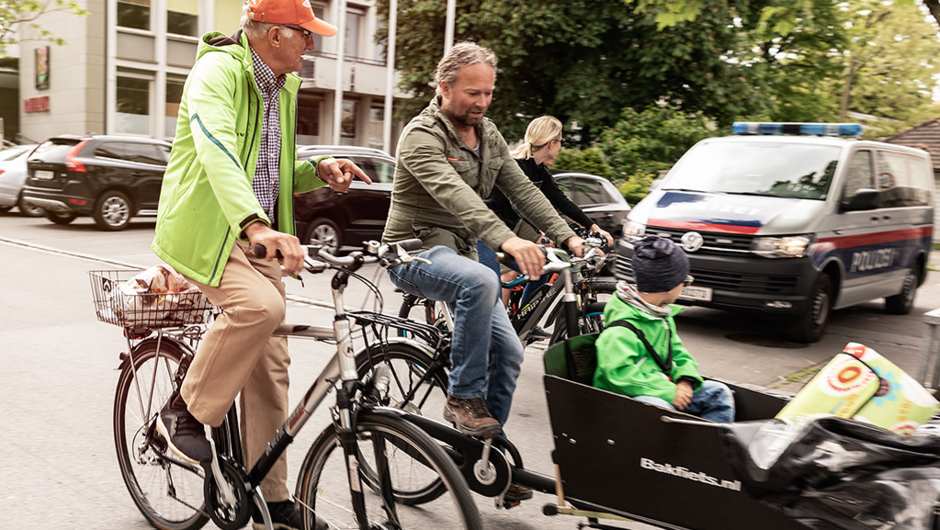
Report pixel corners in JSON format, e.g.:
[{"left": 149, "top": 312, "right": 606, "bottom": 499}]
[
  {"left": 442, "top": 396, "right": 501, "bottom": 437},
  {"left": 504, "top": 483, "right": 533, "bottom": 502}
]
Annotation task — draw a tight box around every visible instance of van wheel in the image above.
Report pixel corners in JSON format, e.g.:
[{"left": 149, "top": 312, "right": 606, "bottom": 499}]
[
  {"left": 885, "top": 266, "right": 919, "bottom": 315},
  {"left": 304, "top": 218, "right": 342, "bottom": 255},
  {"left": 94, "top": 190, "right": 133, "bottom": 231},
  {"left": 788, "top": 275, "right": 832, "bottom": 343},
  {"left": 44, "top": 209, "right": 76, "bottom": 225}
]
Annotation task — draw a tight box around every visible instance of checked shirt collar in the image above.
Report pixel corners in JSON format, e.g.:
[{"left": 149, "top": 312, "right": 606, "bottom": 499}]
[{"left": 250, "top": 48, "right": 287, "bottom": 221}]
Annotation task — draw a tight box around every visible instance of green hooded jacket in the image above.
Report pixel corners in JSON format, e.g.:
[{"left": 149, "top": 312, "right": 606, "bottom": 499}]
[
  {"left": 593, "top": 295, "right": 704, "bottom": 403},
  {"left": 382, "top": 96, "right": 576, "bottom": 258},
  {"left": 152, "top": 30, "right": 328, "bottom": 286}
]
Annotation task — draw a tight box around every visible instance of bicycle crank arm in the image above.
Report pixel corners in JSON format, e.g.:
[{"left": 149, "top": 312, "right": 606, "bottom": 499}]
[{"left": 398, "top": 413, "right": 512, "bottom": 497}]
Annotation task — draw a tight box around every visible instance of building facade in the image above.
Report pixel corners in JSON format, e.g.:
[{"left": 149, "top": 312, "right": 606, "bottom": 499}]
[{"left": 15, "top": 0, "right": 406, "bottom": 152}]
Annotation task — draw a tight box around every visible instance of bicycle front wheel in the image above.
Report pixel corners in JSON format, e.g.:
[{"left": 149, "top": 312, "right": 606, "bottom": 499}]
[
  {"left": 550, "top": 279, "right": 617, "bottom": 344},
  {"left": 114, "top": 339, "right": 208, "bottom": 530},
  {"left": 296, "top": 412, "right": 482, "bottom": 530}
]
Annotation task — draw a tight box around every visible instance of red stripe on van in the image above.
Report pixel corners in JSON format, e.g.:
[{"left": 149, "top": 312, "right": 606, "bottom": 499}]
[
  {"left": 648, "top": 219, "right": 761, "bottom": 235},
  {"left": 816, "top": 226, "right": 933, "bottom": 249}
]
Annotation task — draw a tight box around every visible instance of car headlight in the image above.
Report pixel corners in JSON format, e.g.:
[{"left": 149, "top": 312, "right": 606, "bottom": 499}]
[
  {"left": 622, "top": 220, "right": 646, "bottom": 242},
  {"left": 752, "top": 235, "right": 812, "bottom": 258}
]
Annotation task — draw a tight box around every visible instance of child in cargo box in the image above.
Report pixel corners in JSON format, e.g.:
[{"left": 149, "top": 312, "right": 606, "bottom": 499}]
[{"left": 593, "top": 236, "right": 735, "bottom": 422}]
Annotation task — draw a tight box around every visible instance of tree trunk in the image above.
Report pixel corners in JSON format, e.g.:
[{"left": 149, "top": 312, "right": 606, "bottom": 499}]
[
  {"left": 839, "top": 56, "right": 858, "bottom": 122},
  {"left": 926, "top": 0, "right": 940, "bottom": 28}
]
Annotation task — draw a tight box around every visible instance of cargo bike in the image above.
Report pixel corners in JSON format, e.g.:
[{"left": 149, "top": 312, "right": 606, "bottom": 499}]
[{"left": 369, "top": 248, "right": 940, "bottom": 530}]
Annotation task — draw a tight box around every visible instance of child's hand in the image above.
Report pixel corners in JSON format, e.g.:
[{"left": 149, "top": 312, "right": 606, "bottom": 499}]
[{"left": 672, "top": 380, "right": 694, "bottom": 410}]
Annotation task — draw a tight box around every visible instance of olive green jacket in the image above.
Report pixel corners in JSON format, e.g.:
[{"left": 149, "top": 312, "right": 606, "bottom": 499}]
[{"left": 382, "top": 97, "right": 576, "bottom": 258}]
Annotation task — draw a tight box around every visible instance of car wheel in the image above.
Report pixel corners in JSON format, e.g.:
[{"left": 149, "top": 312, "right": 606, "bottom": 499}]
[
  {"left": 788, "top": 274, "right": 832, "bottom": 343},
  {"left": 885, "top": 264, "right": 920, "bottom": 315},
  {"left": 94, "top": 190, "right": 133, "bottom": 231},
  {"left": 17, "top": 194, "right": 45, "bottom": 217},
  {"left": 304, "top": 217, "right": 342, "bottom": 255},
  {"left": 43, "top": 209, "right": 77, "bottom": 225}
]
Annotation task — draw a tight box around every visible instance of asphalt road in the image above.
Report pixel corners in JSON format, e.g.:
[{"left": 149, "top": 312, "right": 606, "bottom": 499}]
[{"left": 2, "top": 212, "right": 940, "bottom": 529}]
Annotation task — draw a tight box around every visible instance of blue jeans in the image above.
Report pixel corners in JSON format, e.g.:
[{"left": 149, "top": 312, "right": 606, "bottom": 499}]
[
  {"left": 387, "top": 245, "right": 525, "bottom": 426},
  {"left": 632, "top": 380, "right": 736, "bottom": 423},
  {"left": 475, "top": 240, "right": 546, "bottom": 306}
]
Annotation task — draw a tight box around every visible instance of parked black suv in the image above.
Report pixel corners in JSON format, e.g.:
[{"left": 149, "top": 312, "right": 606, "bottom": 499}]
[
  {"left": 23, "top": 134, "right": 172, "bottom": 230},
  {"left": 293, "top": 145, "right": 396, "bottom": 254}
]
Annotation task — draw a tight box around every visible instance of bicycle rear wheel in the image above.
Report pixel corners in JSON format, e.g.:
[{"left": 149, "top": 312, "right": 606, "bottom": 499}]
[
  {"left": 296, "top": 412, "right": 482, "bottom": 530},
  {"left": 114, "top": 339, "right": 208, "bottom": 530},
  {"left": 356, "top": 343, "right": 449, "bottom": 505},
  {"left": 397, "top": 294, "right": 449, "bottom": 337}
]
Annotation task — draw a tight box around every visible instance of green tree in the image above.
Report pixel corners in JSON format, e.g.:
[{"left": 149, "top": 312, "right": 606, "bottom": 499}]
[
  {"left": 0, "top": 0, "right": 87, "bottom": 58},
  {"left": 375, "top": 0, "right": 772, "bottom": 145},
  {"left": 832, "top": 0, "right": 940, "bottom": 137},
  {"left": 599, "top": 104, "right": 718, "bottom": 179},
  {"left": 553, "top": 147, "right": 613, "bottom": 180}
]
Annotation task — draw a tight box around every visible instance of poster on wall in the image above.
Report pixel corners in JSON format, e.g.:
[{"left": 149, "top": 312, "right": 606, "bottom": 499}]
[{"left": 35, "top": 46, "right": 49, "bottom": 90}]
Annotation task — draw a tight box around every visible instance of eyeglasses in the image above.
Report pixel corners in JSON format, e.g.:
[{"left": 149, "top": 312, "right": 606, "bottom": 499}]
[
  {"left": 280, "top": 25, "right": 314, "bottom": 43},
  {"left": 555, "top": 137, "right": 565, "bottom": 144},
  {"left": 682, "top": 275, "right": 695, "bottom": 287}
]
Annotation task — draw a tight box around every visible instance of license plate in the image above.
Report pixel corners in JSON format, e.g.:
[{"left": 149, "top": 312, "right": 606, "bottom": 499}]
[
  {"left": 34, "top": 170, "right": 54, "bottom": 180},
  {"left": 679, "top": 285, "right": 713, "bottom": 302}
]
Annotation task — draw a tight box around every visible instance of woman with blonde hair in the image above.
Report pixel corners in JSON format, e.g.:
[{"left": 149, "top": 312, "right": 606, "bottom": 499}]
[{"left": 478, "top": 115, "right": 614, "bottom": 306}]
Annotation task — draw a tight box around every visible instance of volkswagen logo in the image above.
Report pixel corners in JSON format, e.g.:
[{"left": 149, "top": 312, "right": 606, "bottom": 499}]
[{"left": 680, "top": 231, "right": 704, "bottom": 252}]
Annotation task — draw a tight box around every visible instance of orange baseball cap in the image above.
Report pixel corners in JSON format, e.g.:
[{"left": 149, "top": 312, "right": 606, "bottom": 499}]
[{"left": 246, "top": 0, "right": 338, "bottom": 37}]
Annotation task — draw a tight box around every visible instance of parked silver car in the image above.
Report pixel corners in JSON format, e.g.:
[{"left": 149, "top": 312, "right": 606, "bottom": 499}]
[{"left": 0, "top": 144, "right": 43, "bottom": 216}]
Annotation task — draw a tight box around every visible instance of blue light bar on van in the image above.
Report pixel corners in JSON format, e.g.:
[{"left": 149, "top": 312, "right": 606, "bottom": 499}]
[{"left": 732, "top": 122, "right": 863, "bottom": 137}]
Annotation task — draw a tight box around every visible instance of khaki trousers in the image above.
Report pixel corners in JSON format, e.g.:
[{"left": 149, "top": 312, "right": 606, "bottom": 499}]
[{"left": 181, "top": 240, "right": 291, "bottom": 501}]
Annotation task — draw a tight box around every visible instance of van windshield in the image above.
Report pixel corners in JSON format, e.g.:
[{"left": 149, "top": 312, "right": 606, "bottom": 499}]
[{"left": 663, "top": 142, "right": 841, "bottom": 200}]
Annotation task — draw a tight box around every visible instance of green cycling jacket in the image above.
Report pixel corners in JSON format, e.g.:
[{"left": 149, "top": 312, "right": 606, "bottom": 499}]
[
  {"left": 382, "top": 96, "right": 576, "bottom": 258},
  {"left": 152, "top": 30, "right": 327, "bottom": 286},
  {"left": 593, "top": 295, "right": 704, "bottom": 403}
]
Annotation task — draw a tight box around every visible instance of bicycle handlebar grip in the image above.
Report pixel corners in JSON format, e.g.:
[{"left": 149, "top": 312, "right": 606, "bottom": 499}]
[
  {"left": 392, "top": 238, "right": 423, "bottom": 252},
  {"left": 251, "top": 244, "right": 284, "bottom": 260}
]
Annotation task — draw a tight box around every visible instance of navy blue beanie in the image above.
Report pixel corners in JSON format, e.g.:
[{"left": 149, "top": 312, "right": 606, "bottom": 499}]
[{"left": 632, "top": 236, "right": 690, "bottom": 293}]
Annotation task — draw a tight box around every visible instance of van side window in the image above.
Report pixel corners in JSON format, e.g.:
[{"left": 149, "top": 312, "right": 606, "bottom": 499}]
[
  {"left": 876, "top": 151, "right": 931, "bottom": 207},
  {"left": 843, "top": 150, "right": 873, "bottom": 199}
]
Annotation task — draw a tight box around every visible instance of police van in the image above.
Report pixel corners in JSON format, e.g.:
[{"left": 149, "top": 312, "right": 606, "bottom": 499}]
[{"left": 615, "top": 122, "right": 935, "bottom": 342}]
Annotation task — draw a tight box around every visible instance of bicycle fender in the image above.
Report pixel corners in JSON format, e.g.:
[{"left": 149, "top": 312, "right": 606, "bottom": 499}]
[
  {"left": 356, "top": 337, "right": 439, "bottom": 359},
  {"left": 118, "top": 337, "right": 194, "bottom": 371}
]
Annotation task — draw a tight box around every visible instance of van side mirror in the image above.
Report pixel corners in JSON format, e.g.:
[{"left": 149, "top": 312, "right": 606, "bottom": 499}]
[{"left": 841, "top": 188, "right": 881, "bottom": 212}]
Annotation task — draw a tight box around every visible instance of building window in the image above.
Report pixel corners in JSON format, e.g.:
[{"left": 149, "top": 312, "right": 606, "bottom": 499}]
[
  {"left": 118, "top": 0, "right": 151, "bottom": 31},
  {"left": 311, "top": 5, "right": 326, "bottom": 55},
  {"left": 367, "top": 106, "right": 383, "bottom": 150},
  {"left": 116, "top": 75, "right": 151, "bottom": 135},
  {"left": 341, "top": 100, "right": 357, "bottom": 145},
  {"left": 374, "top": 20, "right": 387, "bottom": 64},
  {"left": 298, "top": 94, "right": 322, "bottom": 145},
  {"left": 345, "top": 9, "right": 362, "bottom": 60},
  {"left": 165, "top": 77, "right": 186, "bottom": 138},
  {"left": 167, "top": 0, "right": 199, "bottom": 37}
]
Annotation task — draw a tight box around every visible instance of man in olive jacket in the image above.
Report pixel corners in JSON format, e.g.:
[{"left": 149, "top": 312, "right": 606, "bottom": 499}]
[
  {"left": 151, "top": 1, "right": 366, "bottom": 527},
  {"left": 383, "top": 42, "right": 585, "bottom": 465}
]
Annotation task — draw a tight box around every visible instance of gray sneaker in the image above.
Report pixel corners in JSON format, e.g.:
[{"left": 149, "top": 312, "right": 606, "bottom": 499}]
[
  {"left": 443, "top": 396, "right": 501, "bottom": 437},
  {"left": 155, "top": 390, "right": 211, "bottom": 464}
]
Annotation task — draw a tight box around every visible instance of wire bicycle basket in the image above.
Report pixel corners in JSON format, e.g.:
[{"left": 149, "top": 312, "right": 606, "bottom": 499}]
[{"left": 89, "top": 268, "right": 215, "bottom": 330}]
